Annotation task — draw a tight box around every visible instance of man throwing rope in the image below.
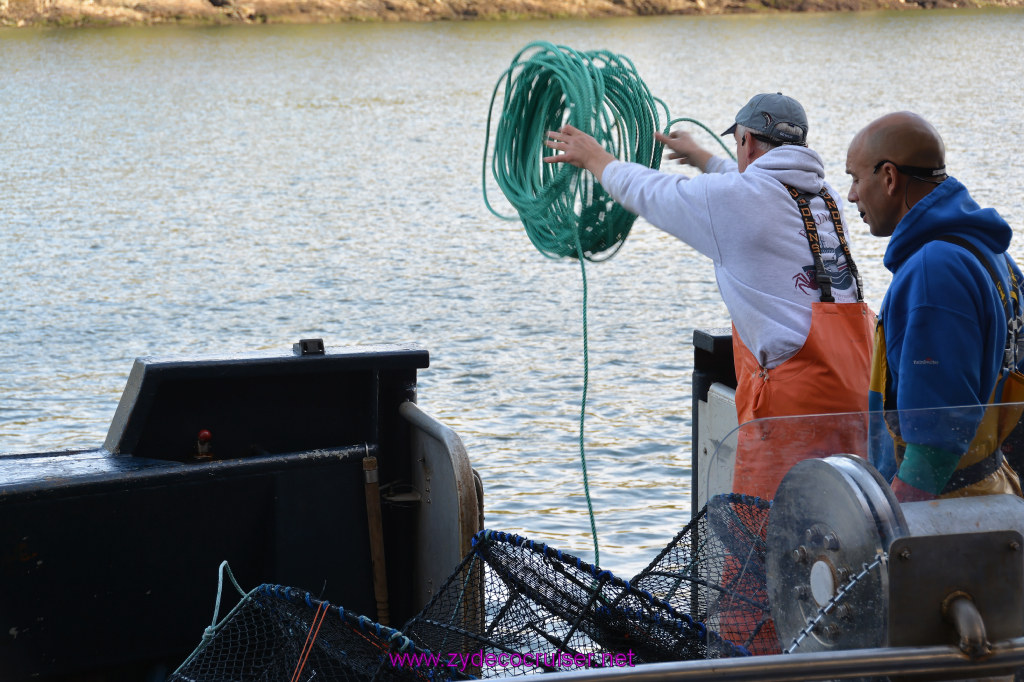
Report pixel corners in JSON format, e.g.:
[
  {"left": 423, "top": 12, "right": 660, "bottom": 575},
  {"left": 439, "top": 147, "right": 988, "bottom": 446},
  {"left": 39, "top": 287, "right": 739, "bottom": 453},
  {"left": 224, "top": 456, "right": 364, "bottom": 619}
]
[{"left": 545, "top": 93, "right": 875, "bottom": 500}]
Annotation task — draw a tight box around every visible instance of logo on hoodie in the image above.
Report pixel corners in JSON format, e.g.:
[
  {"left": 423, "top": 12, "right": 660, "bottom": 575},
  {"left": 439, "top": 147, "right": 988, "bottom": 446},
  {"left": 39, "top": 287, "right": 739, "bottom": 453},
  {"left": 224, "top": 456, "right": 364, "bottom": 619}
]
[{"left": 792, "top": 255, "right": 854, "bottom": 295}]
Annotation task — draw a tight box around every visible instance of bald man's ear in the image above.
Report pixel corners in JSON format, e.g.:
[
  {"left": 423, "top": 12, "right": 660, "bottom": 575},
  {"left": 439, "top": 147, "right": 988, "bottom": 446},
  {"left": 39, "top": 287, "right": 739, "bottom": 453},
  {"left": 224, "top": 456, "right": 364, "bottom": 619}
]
[{"left": 879, "top": 161, "right": 902, "bottom": 197}]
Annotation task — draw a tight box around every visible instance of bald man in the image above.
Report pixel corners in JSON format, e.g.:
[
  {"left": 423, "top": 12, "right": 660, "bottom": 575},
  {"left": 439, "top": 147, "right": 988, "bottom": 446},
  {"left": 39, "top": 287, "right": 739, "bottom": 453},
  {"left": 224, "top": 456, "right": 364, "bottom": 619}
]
[{"left": 847, "top": 112, "right": 1024, "bottom": 502}]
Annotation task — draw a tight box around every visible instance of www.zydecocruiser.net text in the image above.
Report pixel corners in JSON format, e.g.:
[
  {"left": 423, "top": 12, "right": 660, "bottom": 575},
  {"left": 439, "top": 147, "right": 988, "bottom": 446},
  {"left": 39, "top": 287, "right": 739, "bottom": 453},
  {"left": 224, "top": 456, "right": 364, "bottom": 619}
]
[{"left": 388, "top": 649, "right": 638, "bottom": 673}]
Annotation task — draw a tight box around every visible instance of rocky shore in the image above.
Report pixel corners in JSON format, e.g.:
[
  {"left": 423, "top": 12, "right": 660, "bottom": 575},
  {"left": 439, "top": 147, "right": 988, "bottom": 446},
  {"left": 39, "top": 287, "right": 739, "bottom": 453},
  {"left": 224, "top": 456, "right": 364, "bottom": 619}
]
[{"left": 1, "top": 0, "right": 1021, "bottom": 28}]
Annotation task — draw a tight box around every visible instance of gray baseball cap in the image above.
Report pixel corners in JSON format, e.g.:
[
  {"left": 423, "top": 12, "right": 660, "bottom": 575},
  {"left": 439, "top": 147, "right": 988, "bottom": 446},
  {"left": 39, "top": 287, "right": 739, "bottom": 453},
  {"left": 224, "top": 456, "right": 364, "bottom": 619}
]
[{"left": 722, "top": 92, "right": 808, "bottom": 146}]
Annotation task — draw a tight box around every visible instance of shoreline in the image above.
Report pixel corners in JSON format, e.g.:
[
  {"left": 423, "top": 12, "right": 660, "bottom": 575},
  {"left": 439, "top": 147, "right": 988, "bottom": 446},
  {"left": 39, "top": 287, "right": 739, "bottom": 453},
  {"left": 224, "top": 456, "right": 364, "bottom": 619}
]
[{"left": 2, "top": 0, "right": 1022, "bottom": 28}]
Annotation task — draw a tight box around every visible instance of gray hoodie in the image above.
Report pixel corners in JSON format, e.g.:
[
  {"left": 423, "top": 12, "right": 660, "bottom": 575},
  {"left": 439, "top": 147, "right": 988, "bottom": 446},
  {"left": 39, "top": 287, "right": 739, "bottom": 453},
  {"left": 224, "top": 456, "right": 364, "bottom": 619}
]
[{"left": 601, "top": 145, "right": 859, "bottom": 368}]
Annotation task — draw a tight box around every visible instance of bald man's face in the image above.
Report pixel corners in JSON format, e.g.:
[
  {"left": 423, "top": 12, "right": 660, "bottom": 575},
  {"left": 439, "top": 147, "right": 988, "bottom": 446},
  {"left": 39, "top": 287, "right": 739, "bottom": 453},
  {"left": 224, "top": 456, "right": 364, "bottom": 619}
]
[{"left": 846, "top": 134, "right": 899, "bottom": 238}]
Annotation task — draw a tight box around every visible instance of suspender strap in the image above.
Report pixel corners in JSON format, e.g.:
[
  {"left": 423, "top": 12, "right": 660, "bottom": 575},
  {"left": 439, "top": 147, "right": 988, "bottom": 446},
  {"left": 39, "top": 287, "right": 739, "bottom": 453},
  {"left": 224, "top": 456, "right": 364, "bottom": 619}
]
[
  {"left": 936, "top": 235, "right": 1023, "bottom": 373},
  {"left": 820, "top": 188, "right": 866, "bottom": 302},
  {"left": 938, "top": 235, "right": 1008, "bottom": 305},
  {"left": 934, "top": 235, "right": 1022, "bottom": 493},
  {"left": 783, "top": 184, "right": 864, "bottom": 304}
]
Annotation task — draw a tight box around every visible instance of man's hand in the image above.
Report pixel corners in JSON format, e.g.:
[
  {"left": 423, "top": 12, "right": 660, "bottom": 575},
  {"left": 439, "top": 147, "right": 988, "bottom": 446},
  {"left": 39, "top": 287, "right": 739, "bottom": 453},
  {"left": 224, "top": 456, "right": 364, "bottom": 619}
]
[
  {"left": 891, "top": 476, "right": 937, "bottom": 502},
  {"left": 655, "top": 130, "right": 713, "bottom": 172},
  {"left": 544, "top": 125, "right": 616, "bottom": 182}
]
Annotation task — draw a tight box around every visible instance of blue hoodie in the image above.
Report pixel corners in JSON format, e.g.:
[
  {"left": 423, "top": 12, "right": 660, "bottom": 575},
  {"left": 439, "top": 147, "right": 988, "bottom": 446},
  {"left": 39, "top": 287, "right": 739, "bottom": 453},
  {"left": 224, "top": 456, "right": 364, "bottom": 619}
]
[{"left": 869, "top": 176, "right": 1022, "bottom": 486}]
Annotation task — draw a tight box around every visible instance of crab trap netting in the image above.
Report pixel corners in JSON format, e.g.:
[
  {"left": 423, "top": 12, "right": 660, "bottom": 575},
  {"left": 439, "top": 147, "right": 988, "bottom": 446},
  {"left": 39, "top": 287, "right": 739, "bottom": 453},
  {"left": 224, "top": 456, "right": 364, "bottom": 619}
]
[
  {"left": 399, "top": 526, "right": 750, "bottom": 678},
  {"left": 169, "top": 494, "right": 774, "bottom": 680},
  {"left": 631, "top": 493, "right": 778, "bottom": 656},
  {"left": 167, "top": 578, "right": 466, "bottom": 682}
]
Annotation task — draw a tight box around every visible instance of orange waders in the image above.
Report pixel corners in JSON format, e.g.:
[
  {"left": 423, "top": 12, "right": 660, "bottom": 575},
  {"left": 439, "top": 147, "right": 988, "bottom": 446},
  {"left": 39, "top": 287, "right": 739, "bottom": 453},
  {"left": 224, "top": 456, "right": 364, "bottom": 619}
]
[
  {"left": 730, "top": 186, "right": 876, "bottom": 501},
  {"left": 714, "top": 189, "right": 875, "bottom": 655}
]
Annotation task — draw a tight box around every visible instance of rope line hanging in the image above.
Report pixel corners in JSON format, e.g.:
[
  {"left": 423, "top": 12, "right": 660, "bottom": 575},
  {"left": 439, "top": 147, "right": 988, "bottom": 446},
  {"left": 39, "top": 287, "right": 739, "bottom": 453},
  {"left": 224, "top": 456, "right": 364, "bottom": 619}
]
[{"left": 482, "top": 41, "right": 735, "bottom": 568}]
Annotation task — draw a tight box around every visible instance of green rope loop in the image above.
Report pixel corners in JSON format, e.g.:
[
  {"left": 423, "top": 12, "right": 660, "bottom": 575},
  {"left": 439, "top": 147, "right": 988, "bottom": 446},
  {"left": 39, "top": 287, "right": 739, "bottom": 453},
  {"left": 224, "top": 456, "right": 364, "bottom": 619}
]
[
  {"left": 665, "top": 116, "right": 737, "bottom": 161},
  {"left": 483, "top": 41, "right": 670, "bottom": 262},
  {"left": 483, "top": 42, "right": 733, "bottom": 568}
]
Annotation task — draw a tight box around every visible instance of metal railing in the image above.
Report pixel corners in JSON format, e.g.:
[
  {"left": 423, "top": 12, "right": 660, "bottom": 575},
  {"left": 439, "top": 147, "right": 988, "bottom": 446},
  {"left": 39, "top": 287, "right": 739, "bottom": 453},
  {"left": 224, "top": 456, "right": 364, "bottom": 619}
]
[{"left": 544, "top": 637, "right": 1024, "bottom": 681}]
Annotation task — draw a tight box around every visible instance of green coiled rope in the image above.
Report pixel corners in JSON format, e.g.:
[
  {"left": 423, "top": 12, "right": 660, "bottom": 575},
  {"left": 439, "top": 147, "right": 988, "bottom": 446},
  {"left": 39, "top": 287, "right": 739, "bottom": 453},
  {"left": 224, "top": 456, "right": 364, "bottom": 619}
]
[
  {"left": 482, "top": 42, "right": 735, "bottom": 567},
  {"left": 483, "top": 42, "right": 670, "bottom": 261}
]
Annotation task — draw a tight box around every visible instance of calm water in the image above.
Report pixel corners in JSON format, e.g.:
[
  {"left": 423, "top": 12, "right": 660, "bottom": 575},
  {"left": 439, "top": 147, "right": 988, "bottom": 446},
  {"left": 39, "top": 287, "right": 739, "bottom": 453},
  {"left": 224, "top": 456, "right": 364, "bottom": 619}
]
[{"left": 2, "top": 9, "right": 1023, "bottom": 577}]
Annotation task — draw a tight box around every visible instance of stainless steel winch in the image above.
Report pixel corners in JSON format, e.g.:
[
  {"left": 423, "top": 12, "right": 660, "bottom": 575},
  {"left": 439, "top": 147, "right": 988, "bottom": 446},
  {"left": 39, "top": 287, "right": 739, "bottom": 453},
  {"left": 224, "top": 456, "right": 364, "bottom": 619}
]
[{"left": 766, "top": 454, "right": 1024, "bottom": 660}]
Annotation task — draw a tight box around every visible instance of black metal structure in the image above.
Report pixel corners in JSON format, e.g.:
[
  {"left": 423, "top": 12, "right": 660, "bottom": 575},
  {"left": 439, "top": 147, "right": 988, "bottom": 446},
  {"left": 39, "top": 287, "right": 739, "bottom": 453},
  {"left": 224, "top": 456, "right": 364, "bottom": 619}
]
[{"left": 0, "top": 342, "right": 430, "bottom": 681}]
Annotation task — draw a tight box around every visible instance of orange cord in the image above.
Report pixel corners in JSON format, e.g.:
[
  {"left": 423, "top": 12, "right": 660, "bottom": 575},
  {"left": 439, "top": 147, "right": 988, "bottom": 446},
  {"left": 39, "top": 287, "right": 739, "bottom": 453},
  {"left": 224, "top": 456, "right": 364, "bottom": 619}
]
[{"left": 291, "top": 601, "right": 329, "bottom": 682}]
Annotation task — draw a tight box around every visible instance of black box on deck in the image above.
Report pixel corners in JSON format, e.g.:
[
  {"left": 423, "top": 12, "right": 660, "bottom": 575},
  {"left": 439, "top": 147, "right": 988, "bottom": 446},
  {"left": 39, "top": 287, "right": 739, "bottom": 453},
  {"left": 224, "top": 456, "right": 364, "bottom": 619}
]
[{"left": 0, "top": 343, "right": 429, "bottom": 681}]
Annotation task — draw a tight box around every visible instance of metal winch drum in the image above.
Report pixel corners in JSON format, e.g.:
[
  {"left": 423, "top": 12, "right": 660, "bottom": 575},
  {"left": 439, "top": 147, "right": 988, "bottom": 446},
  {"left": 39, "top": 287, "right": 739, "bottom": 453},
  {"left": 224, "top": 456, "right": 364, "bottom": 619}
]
[{"left": 766, "top": 454, "right": 1024, "bottom": 654}]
